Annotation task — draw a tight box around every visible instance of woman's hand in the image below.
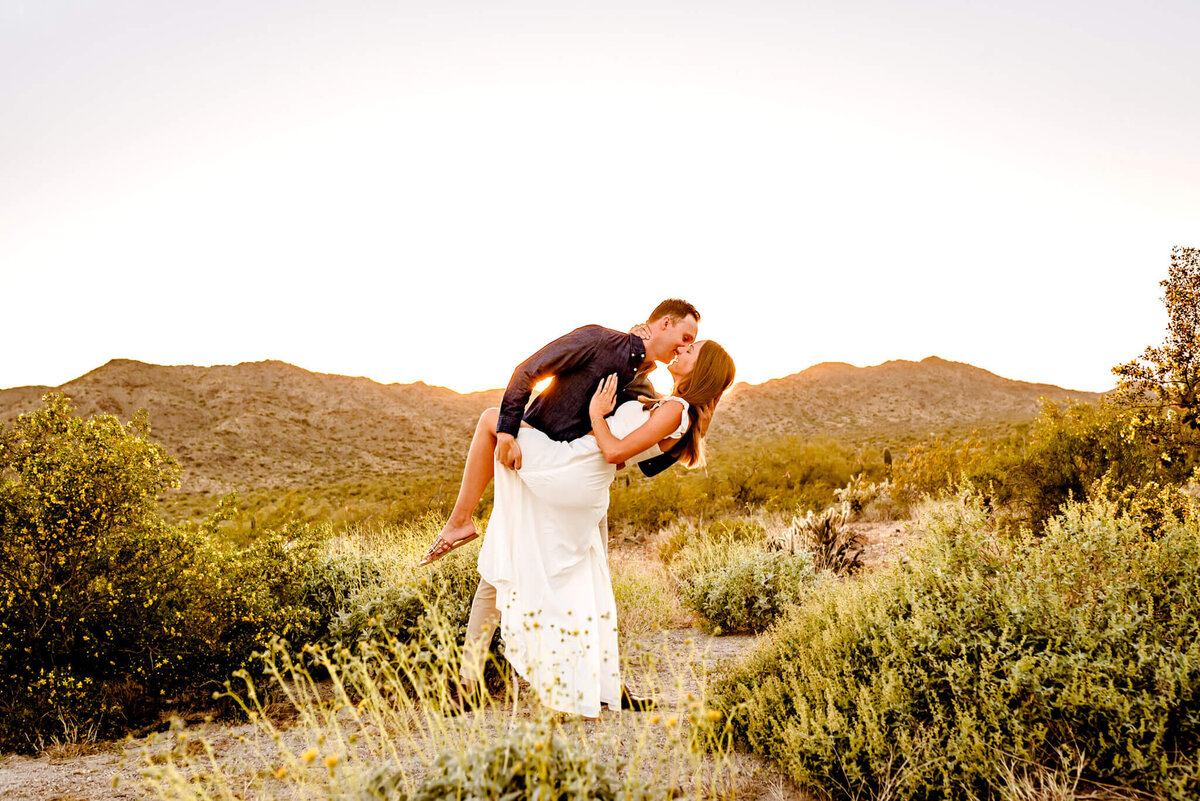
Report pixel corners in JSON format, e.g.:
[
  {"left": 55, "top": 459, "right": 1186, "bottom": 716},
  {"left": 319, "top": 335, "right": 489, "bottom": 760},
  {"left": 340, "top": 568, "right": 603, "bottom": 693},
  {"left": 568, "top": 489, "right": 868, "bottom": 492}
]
[{"left": 589, "top": 373, "right": 619, "bottom": 423}]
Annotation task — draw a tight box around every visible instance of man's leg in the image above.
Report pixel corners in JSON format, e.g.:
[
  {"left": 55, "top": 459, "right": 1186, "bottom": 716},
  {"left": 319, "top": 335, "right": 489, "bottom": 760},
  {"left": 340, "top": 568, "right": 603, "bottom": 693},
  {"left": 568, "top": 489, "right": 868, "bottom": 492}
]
[
  {"left": 425, "top": 408, "right": 500, "bottom": 561},
  {"left": 599, "top": 509, "right": 657, "bottom": 711},
  {"left": 460, "top": 577, "right": 501, "bottom": 693}
]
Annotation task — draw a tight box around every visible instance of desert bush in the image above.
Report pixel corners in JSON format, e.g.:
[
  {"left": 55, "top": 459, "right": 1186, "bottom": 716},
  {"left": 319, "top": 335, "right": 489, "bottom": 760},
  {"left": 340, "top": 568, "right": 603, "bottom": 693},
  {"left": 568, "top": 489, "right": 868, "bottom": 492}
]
[
  {"left": 0, "top": 395, "right": 319, "bottom": 751},
  {"left": 713, "top": 492, "right": 1200, "bottom": 800},
  {"left": 982, "top": 399, "right": 1176, "bottom": 532},
  {"left": 893, "top": 399, "right": 1180, "bottom": 533},
  {"left": 324, "top": 539, "right": 479, "bottom": 651},
  {"left": 181, "top": 475, "right": 494, "bottom": 544},
  {"left": 179, "top": 435, "right": 886, "bottom": 543},
  {"left": 1112, "top": 245, "right": 1200, "bottom": 471},
  {"left": 362, "top": 723, "right": 639, "bottom": 800},
  {"left": 661, "top": 514, "right": 816, "bottom": 634},
  {"left": 296, "top": 550, "right": 386, "bottom": 646},
  {"left": 891, "top": 434, "right": 999, "bottom": 503},
  {"left": 682, "top": 551, "right": 817, "bottom": 634},
  {"left": 603, "top": 437, "right": 885, "bottom": 538},
  {"left": 860, "top": 482, "right": 900, "bottom": 522},
  {"left": 1092, "top": 472, "right": 1200, "bottom": 539}
]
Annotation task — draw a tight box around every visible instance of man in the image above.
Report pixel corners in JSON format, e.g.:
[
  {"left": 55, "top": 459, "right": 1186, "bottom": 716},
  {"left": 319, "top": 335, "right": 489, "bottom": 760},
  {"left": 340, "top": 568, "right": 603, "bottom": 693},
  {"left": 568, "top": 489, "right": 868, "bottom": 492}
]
[{"left": 423, "top": 299, "right": 701, "bottom": 710}]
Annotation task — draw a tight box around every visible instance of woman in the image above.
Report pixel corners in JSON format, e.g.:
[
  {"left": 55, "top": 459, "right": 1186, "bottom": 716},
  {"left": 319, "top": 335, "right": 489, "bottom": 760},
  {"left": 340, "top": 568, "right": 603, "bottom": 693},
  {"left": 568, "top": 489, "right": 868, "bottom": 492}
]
[{"left": 476, "top": 340, "right": 735, "bottom": 718}]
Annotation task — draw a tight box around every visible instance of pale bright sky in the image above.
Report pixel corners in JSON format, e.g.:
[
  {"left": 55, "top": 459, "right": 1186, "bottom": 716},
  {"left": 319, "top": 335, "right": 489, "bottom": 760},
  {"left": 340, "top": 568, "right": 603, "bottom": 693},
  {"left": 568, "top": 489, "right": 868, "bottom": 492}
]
[{"left": 2, "top": 0, "right": 1198, "bottom": 396}]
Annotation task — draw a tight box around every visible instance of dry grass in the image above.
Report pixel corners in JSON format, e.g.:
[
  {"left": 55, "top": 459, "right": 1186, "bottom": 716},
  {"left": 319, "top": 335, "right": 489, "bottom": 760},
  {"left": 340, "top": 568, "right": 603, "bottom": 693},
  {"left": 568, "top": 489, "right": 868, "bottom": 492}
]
[
  {"left": 138, "top": 622, "right": 782, "bottom": 800},
  {"left": 610, "top": 548, "right": 692, "bottom": 634}
]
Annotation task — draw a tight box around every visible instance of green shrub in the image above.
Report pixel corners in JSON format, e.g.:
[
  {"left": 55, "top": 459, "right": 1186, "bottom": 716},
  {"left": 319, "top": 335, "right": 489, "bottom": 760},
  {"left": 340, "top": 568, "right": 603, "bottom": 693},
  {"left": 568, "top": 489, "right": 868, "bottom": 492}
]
[
  {"left": 297, "top": 551, "right": 386, "bottom": 645},
  {"left": 712, "top": 493, "right": 1200, "bottom": 799},
  {"left": 682, "top": 551, "right": 817, "bottom": 634},
  {"left": 893, "top": 399, "right": 1182, "bottom": 533},
  {"left": 604, "top": 437, "right": 886, "bottom": 537},
  {"left": 0, "top": 395, "right": 317, "bottom": 751},
  {"left": 357, "top": 724, "right": 641, "bottom": 800},
  {"left": 174, "top": 435, "right": 887, "bottom": 543},
  {"left": 325, "top": 535, "right": 479, "bottom": 650}
]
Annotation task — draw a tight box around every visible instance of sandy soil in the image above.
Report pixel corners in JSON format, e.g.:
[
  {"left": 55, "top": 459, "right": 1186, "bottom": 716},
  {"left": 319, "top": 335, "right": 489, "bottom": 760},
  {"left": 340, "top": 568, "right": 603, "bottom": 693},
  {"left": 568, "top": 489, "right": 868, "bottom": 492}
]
[{"left": 855, "top": 518, "right": 922, "bottom": 571}]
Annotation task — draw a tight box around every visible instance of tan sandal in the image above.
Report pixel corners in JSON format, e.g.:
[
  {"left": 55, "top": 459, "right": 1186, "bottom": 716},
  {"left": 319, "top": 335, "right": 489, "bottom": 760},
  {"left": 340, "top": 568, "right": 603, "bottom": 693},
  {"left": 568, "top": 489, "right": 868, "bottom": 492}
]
[{"left": 418, "top": 530, "right": 479, "bottom": 566}]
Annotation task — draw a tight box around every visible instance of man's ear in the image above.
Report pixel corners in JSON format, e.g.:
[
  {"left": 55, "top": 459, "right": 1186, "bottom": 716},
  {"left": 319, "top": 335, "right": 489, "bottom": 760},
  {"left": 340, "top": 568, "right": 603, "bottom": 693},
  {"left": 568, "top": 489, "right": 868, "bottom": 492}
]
[{"left": 653, "top": 315, "right": 672, "bottom": 331}]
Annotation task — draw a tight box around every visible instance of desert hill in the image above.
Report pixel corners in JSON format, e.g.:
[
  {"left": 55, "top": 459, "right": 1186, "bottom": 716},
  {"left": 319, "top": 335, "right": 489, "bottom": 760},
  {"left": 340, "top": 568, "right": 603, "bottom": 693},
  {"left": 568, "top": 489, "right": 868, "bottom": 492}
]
[
  {"left": 714, "top": 355, "right": 1103, "bottom": 442},
  {"left": 0, "top": 359, "right": 503, "bottom": 493},
  {"left": 0, "top": 357, "right": 1103, "bottom": 495}
]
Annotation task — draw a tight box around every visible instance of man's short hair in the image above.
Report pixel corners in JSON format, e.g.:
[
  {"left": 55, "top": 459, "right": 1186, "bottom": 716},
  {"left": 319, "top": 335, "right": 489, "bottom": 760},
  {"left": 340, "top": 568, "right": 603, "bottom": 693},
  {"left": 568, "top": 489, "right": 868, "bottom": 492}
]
[{"left": 647, "top": 299, "right": 700, "bottom": 324}]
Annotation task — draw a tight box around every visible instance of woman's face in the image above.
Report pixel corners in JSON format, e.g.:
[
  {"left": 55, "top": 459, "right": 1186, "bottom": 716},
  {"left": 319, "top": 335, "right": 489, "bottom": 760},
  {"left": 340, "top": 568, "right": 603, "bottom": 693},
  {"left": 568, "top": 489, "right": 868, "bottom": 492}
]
[{"left": 668, "top": 340, "right": 705, "bottom": 380}]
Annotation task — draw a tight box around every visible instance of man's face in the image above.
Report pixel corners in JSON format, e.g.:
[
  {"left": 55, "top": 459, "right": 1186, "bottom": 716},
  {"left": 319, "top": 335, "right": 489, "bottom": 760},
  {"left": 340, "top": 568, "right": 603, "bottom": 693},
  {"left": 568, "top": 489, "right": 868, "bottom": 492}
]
[{"left": 652, "top": 314, "right": 698, "bottom": 363}]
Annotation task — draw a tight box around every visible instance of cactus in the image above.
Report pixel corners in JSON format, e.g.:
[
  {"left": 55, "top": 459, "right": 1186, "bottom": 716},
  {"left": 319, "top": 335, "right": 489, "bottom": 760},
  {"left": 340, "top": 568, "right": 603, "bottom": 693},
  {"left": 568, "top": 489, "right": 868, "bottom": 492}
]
[{"left": 774, "top": 502, "right": 863, "bottom": 575}]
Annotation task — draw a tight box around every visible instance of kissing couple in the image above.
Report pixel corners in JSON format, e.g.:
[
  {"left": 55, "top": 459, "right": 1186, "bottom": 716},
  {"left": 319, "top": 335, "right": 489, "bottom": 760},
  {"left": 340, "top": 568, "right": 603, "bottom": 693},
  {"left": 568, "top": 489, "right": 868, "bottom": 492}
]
[{"left": 420, "top": 299, "right": 735, "bottom": 720}]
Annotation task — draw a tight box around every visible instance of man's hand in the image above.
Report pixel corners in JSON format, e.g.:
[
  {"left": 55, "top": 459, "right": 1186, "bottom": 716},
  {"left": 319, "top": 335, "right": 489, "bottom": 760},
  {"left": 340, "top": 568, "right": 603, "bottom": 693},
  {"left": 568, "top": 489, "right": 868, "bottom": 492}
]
[
  {"left": 496, "top": 432, "right": 522, "bottom": 470},
  {"left": 696, "top": 399, "right": 716, "bottom": 437}
]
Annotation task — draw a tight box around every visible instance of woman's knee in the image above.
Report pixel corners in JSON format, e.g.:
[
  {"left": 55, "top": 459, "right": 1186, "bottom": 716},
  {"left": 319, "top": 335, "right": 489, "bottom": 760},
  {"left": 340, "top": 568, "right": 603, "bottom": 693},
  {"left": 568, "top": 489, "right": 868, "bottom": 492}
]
[{"left": 479, "top": 407, "right": 500, "bottom": 430}]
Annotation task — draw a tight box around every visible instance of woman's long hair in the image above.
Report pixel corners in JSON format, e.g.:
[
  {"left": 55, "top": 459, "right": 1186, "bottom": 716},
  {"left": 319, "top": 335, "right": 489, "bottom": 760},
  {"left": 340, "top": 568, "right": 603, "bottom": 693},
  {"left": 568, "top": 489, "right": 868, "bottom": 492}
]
[{"left": 646, "top": 341, "right": 736, "bottom": 469}]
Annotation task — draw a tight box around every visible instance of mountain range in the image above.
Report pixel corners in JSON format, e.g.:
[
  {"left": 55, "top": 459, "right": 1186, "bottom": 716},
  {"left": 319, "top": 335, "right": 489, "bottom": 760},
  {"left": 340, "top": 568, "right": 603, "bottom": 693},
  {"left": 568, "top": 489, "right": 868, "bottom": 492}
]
[{"left": 0, "top": 357, "right": 1103, "bottom": 495}]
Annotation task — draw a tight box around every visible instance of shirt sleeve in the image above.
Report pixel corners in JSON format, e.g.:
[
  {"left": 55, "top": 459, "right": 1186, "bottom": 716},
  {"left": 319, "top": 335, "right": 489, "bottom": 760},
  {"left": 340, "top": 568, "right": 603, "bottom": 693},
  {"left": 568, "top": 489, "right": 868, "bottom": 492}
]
[
  {"left": 637, "top": 450, "right": 680, "bottom": 477},
  {"left": 496, "top": 326, "right": 603, "bottom": 437}
]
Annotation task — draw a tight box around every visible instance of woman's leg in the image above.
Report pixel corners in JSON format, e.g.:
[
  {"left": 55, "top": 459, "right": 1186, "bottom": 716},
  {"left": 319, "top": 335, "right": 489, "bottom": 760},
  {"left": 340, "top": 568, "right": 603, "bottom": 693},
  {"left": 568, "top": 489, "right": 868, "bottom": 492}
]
[{"left": 428, "top": 408, "right": 499, "bottom": 554}]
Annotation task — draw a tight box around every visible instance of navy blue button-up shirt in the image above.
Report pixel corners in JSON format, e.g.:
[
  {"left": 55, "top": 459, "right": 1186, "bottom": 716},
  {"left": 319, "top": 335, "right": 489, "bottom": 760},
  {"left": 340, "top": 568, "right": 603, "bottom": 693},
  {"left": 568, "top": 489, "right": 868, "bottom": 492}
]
[{"left": 496, "top": 325, "right": 648, "bottom": 443}]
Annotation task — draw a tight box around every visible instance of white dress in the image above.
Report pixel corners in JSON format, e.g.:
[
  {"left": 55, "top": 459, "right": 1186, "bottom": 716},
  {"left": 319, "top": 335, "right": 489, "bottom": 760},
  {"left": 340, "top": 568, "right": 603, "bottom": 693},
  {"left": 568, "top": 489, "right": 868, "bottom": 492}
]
[{"left": 477, "top": 398, "right": 690, "bottom": 717}]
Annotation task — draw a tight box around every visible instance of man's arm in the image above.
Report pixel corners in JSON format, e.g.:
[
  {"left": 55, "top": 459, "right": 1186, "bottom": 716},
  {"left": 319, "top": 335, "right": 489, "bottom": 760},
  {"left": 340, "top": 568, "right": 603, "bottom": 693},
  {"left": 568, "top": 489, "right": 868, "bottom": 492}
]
[{"left": 496, "top": 326, "right": 604, "bottom": 437}]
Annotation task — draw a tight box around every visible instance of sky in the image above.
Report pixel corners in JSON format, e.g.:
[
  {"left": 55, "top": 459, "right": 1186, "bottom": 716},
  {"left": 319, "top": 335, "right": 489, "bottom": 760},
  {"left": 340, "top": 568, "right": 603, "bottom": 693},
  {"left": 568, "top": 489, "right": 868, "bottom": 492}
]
[{"left": 2, "top": 0, "right": 1198, "bottom": 397}]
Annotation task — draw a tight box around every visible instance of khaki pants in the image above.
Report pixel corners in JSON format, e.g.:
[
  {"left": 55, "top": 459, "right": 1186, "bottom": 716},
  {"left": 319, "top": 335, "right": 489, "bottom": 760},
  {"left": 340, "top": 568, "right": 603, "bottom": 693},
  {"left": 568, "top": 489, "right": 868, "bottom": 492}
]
[{"left": 460, "top": 515, "right": 609, "bottom": 688}]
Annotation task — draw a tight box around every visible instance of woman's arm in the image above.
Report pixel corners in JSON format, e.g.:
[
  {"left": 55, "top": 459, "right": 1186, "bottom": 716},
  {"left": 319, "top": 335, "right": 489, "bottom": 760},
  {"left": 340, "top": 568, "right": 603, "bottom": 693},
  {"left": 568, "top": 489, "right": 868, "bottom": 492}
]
[{"left": 588, "top": 374, "right": 684, "bottom": 465}]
